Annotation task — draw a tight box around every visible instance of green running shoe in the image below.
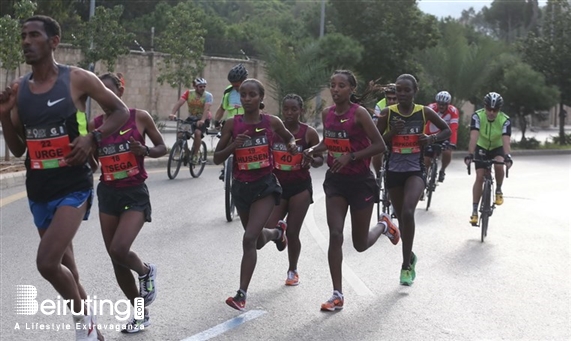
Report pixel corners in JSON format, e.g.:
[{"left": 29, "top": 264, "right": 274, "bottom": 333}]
[
  {"left": 400, "top": 269, "right": 413, "bottom": 286},
  {"left": 410, "top": 252, "right": 418, "bottom": 281}
]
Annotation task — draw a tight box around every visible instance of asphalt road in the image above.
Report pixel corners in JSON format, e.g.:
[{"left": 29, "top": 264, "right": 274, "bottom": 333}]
[{"left": 1, "top": 154, "right": 570, "bottom": 340}]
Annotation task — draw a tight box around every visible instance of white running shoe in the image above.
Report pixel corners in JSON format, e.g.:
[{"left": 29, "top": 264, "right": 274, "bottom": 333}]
[
  {"left": 73, "top": 312, "right": 98, "bottom": 341},
  {"left": 139, "top": 263, "right": 157, "bottom": 306}
]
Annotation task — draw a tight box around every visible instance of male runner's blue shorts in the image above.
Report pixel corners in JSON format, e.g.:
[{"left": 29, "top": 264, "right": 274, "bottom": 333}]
[{"left": 28, "top": 189, "right": 93, "bottom": 229}]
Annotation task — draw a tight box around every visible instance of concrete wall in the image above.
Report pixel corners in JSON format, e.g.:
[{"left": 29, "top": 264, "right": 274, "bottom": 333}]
[{"left": 0, "top": 45, "right": 288, "bottom": 120}]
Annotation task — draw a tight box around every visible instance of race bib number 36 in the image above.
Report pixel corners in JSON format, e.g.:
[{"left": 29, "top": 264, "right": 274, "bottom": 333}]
[
  {"left": 99, "top": 142, "right": 139, "bottom": 181},
  {"left": 392, "top": 134, "right": 421, "bottom": 154},
  {"left": 235, "top": 136, "right": 271, "bottom": 170},
  {"left": 324, "top": 129, "right": 350, "bottom": 158},
  {"left": 25, "top": 124, "right": 71, "bottom": 169}
]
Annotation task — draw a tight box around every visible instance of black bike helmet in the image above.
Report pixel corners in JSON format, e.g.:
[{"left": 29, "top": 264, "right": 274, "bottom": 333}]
[
  {"left": 483, "top": 92, "right": 503, "bottom": 109},
  {"left": 227, "top": 64, "right": 248, "bottom": 83}
]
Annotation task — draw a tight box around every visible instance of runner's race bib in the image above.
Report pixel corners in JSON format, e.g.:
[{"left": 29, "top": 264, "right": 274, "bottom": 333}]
[
  {"left": 392, "top": 134, "right": 421, "bottom": 154},
  {"left": 235, "top": 136, "right": 271, "bottom": 170},
  {"left": 99, "top": 142, "right": 139, "bottom": 181},
  {"left": 25, "top": 124, "right": 71, "bottom": 169},
  {"left": 273, "top": 143, "right": 303, "bottom": 171},
  {"left": 324, "top": 129, "right": 350, "bottom": 158}
]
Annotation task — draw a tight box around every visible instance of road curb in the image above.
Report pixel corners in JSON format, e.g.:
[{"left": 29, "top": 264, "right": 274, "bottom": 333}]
[{"left": 1, "top": 149, "right": 570, "bottom": 190}]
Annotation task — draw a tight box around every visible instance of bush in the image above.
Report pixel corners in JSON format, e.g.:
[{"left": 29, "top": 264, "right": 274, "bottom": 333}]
[
  {"left": 551, "top": 133, "right": 571, "bottom": 145},
  {"left": 511, "top": 137, "right": 540, "bottom": 149}
]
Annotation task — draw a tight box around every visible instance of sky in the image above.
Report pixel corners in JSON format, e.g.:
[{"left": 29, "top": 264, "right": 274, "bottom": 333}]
[{"left": 417, "top": 0, "right": 548, "bottom": 19}]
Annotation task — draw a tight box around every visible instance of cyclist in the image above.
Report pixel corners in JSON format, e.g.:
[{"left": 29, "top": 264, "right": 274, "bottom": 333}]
[
  {"left": 169, "top": 77, "right": 213, "bottom": 164},
  {"left": 213, "top": 78, "right": 297, "bottom": 311},
  {"left": 424, "top": 91, "right": 459, "bottom": 183},
  {"left": 263, "top": 94, "right": 324, "bottom": 287},
  {"left": 377, "top": 74, "right": 451, "bottom": 286},
  {"left": 372, "top": 83, "right": 397, "bottom": 176},
  {"left": 304, "top": 70, "right": 399, "bottom": 312},
  {"left": 214, "top": 64, "right": 248, "bottom": 179},
  {"left": 0, "top": 16, "right": 129, "bottom": 341},
  {"left": 464, "top": 92, "right": 513, "bottom": 225},
  {"left": 93, "top": 73, "right": 167, "bottom": 333}
]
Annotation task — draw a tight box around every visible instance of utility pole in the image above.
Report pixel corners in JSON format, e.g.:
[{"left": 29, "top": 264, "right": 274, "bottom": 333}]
[{"left": 314, "top": 0, "right": 325, "bottom": 126}]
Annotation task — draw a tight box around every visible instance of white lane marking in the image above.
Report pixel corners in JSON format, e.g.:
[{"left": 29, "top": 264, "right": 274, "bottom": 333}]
[
  {"left": 305, "top": 193, "right": 374, "bottom": 296},
  {"left": 181, "top": 310, "right": 266, "bottom": 341}
]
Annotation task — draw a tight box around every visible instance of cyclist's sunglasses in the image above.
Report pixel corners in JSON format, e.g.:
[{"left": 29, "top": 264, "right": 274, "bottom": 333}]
[{"left": 485, "top": 106, "right": 500, "bottom": 112}]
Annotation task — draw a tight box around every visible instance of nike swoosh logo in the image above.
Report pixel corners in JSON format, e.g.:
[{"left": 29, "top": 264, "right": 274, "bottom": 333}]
[
  {"left": 294, "top": 138, "right": 302, "bottom": 142},
  {"left": 365, "top": 196, "right": 373, "bottom": 202},
  {"left": 47, "top": 98, "right": 65, "bottom": 107},
  {"left": 340, "top": 119, "right": 349, "bottom": 123},
  {"left": 119, "top": 128, "right": 132, "bottom": 135},
  {"left": 255, "top": 128, "right": 265, "bottom": 132}
]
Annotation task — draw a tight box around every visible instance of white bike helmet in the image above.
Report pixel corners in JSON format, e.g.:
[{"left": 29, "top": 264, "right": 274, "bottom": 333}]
[
  {"left": 194, "top": 77, "right": 207, "bottom": 86},
  {"left": 435, "top": 91, "right": 452, "bottom": 104}
]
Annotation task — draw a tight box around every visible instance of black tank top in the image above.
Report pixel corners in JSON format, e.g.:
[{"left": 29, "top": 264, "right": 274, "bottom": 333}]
[{"left": 18, "top": 65, "right": 92, "bottom": 202}]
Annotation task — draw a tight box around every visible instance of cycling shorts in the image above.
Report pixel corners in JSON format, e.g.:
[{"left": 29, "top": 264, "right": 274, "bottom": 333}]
[
  {"left": 474, "top": 146, "right": 505, "bottom": 170},
  {"left": 29, "top": 189, "right": 93, "bottom": 230}
]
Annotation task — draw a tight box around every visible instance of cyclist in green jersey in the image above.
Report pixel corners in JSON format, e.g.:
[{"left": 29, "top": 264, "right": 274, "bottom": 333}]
[
  {"left": 372, "top": 84, "right": 397, "bottom": 175},
  {"left": 214, "top": 64, "right": 248, "bottom": 179},
  {"left": 464, "top": 92, "right": 513, "bottom": 225}
]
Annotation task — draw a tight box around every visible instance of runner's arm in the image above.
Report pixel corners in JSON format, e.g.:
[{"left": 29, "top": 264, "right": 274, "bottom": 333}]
[
  {"left": 270, "top": 115, "right": 296, "bottom": 153},
  {"left": 137, "top": 109, "right": 167, "bottom": 158},
  {"left": 354, "top": 106, "right": 386, "bottom": 160},
  {"left": 213, "top": 118, "right": 235, "bottom": 165},
  {"left": 0, "top": 81, "right": 26, "bottom": 157},
  {"left": 305, "top": 126, "right": 324, "bottom": 168}
]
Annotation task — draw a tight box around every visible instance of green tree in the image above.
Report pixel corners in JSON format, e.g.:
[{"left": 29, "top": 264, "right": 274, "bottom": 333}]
[
  {"left": 262, "top": 41, "right": 333, "bottom": 121},
  {"left": 156, "top": 1, "right": 206, "bottom": 102},
  {"left": 519, "top": 0, "right": 571, "bottom": 144},
  {"left": 328, "top": 0, "right": 439, "bottom": 81},
  {"left": 417, "top": 20, "right": 503, "bottom": 108},
  {"left": 0, "top": 0, "right": 36, "bottom": 160},
  {"left": 315, "top": 33, "right": 364, "bottom": 70},
  {"left": 481, "top": 0, "right": 539, "bottom": 43},
  {"left": 72, "top": 5, "right": 134, "bottom": 72}
]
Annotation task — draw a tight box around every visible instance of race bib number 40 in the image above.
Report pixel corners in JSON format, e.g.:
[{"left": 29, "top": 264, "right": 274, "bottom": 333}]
[
  {"left": 235, "top": 136, "right": 271, "bottom": 170},
  {"left": 392, "top": 134, "right": 421, "bottom": 154},
  {"left": 99, "top": 142, "right": 139, "bottom": 181},
  {"left": 324, "top": 129, "right": 350, "bottom": 158},
  {"left": 25, "top": 124, "right": 71, "bottom": 169},
  {"left": 273, "top": 143, "right": 303, "bottom": 171}
]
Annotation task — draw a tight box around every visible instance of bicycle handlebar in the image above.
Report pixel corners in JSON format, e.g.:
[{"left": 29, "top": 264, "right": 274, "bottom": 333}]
[{"left": 466, "top": 158, "right": 509, "bottom": 178}]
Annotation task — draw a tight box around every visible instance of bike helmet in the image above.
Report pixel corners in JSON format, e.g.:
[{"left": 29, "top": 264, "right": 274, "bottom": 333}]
[
  {"left": 435, "top": 91, "right": 451, "bottom": 104},
  {"left": 194, "top": 77, "right": 207, "bottom": 86},
  {"left": 483, "top": 92, "right": 503, "bottom": 109},
  {"left": 227, "top": 64, "right": 248, "bottom": 83},
  {"left": 384, "top": 83, "right": 396, "bottom": 94}
]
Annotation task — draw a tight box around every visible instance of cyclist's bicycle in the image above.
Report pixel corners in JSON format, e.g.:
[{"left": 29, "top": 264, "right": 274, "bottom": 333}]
[
  {"left": 467, "top": 158, "right": 508, "bottom": 242},
  {"left": 424, "top": 143, "right": 443, "bottom": 211},
  {"left": 376, "top": 154, "right": 391, "bottom": 218},
  {"left": 223, "top": 154, "right": 235, "bottom": 222},
  {"left": 167, "top": 117, "right": 207, "bottom": 179}
]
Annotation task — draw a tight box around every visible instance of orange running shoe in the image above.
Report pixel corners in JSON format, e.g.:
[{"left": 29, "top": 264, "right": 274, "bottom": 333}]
[
  {"left": 379, "top": 212, "right": 400, "bottom": 245},
  {"left": 320, "top": 293, "right": 344, "bottom": 311},
  {"left": 285, "top": 271, "right": 299, "bottom": 286}
]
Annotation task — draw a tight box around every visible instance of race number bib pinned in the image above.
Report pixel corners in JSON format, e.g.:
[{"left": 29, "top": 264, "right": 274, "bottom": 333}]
[
  {"left": 392, "top": 134, "right": 421, "bottom": 154},
  {"left": 235, "top": 136, "right": 271, "bottom": 170},
  {"left": 324, "top": 129, "right": 351, "bottom": 158},
  {"left": 273, "top": 143, "right": 303, "bottom": 171},
  {"left": 25, "top": 124, "right": 71, "bottom": 169},
  {"left": 99, "top": 142, "right": 140, "bottom": 181}
]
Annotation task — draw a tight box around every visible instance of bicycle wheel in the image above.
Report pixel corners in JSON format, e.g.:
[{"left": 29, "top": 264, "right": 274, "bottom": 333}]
[
  {"left": 225, "top": 155, "right": 235, "bottom": 222},
  {"left": 426, "top": 162, "right": 438, "bottom": 210},
  {"left": 480, "top": 181, "right": 491, "bottom": 242},
  {"left": 190, "top": 141, "right": 207, "bottom": 178},
  {"left": 167, "top": 140, "right": 184, "bottom": 179}
]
